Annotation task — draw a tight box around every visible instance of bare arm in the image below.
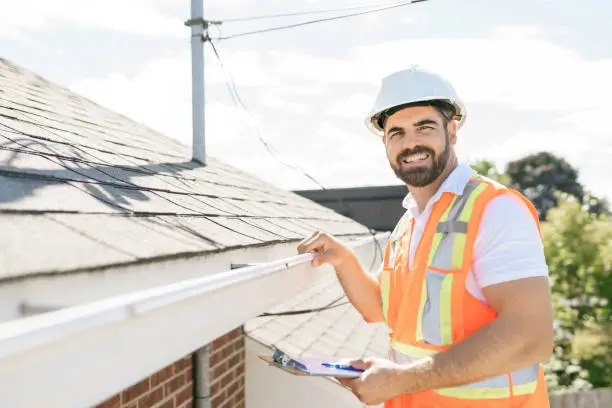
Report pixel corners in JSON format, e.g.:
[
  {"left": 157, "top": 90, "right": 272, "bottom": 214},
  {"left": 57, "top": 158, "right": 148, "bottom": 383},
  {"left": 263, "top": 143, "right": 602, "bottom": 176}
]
[
  {"left": 400, "top": 276, "right": 554, "bottom": 391},
  {"left": 297, "top": 232, "right": 384, "bottom": 323},
  {"left": 338, "top": 276, "right": 554, "bottom": 404},
  {"left": 334, "top": 255, "right": 384, "bottom": 323}
]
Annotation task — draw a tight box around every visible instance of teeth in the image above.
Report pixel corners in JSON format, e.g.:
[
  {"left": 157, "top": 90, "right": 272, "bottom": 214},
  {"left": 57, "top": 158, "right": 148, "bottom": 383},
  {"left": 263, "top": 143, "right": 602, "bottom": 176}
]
[{"left": 402, "top": 153, "right": 429, "bottom": 163}]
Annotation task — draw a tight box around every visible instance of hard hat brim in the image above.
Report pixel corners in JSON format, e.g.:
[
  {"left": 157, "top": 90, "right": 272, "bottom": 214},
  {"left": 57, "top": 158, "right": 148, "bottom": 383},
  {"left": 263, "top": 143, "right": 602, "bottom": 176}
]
[{"left": 365, "top": 97, "right": 467, "bottom": 136}]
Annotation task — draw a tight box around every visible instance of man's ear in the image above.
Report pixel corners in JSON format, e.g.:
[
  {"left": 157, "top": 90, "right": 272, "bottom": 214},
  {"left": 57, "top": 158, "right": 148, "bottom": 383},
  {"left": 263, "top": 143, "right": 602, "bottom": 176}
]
[{"left": 448, "top": 121, "right": 458, "bottom": 145}]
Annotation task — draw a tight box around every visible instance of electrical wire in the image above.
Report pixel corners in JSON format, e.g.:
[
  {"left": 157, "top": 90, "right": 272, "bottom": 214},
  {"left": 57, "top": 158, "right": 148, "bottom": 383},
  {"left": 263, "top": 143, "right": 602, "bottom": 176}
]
[
  {"left": 256, "top": 229, "right": 385, "bottom": 317},
  {"left": 207, "top": 38, "right": 352, "bottom": 215},
  {"left": 219, "top": 0, "right": 415, "bottom": 22},
  {"left": 211, "top": 0, "right": 428, "bottom": 41}
]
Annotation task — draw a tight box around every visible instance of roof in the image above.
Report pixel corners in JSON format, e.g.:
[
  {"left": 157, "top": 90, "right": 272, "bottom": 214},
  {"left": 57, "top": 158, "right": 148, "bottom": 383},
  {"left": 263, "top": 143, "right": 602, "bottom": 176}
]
[
  {"left": 0, "top": 58, "right": 369, "bottom": 281},
  {"left": 245, "top": 273, "right": 389, "bottom": 360},
  {"left": 295, "top": 185, "right": 408, "bottom": 231}
]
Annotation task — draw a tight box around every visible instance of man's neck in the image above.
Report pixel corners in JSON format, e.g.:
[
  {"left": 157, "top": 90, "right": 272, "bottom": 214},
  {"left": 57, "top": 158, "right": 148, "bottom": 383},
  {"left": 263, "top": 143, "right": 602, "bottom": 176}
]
[{"left": 408, "top": 158, "right": 459, "bottom": 213}]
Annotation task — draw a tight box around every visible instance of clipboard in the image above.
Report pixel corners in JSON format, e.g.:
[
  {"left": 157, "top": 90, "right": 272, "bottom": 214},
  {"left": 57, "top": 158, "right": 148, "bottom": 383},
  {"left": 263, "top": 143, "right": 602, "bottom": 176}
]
[{"left": 258, "top": 349, "right": 363, "bottom": 378}]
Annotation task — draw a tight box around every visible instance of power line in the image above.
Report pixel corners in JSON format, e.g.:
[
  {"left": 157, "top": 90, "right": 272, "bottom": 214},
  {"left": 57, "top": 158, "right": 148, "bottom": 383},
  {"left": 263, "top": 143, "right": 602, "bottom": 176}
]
[
  {"left": 211, "top": 0, "right": 429, "bottom": 41},
  {"left": 256, "top": 229, "right": 384, "bottom": 318},
  {"left": 219, "top": 0, "right": 415, "bottom": 23},
  {"left": 207, "top": 38, "right": 353, "bottom": 212}
]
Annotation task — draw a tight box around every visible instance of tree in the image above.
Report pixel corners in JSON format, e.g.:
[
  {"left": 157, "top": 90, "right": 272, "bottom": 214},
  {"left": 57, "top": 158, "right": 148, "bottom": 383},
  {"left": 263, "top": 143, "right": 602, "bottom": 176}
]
[
  {"left": 542, "top": 194, "right": 612, "bottom": 391},
  {"left": 506, "top": 152, "right": 584, "bottom": 220},
  {"left": 470, "top": 159, "right": 511, "bottom": 185}
]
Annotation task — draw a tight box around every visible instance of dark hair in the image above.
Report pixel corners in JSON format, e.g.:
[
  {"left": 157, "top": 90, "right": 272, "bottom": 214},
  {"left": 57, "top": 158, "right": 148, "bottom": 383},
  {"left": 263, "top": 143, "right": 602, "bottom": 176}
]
[{"left": 377, "top": 100, "right": 457, "bottom": 130}]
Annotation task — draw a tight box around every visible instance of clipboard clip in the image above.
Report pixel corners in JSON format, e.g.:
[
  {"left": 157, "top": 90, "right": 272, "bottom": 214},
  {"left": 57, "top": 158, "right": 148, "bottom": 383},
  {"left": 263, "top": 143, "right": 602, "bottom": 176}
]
[{"left": 272, "top": 348, "right": 307, "bottom": 372}]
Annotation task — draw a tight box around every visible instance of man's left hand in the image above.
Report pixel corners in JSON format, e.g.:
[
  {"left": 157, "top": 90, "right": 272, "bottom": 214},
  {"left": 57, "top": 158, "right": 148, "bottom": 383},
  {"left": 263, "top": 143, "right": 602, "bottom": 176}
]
[{"left": 336, "top": 358, "right": 409, "bottom": 405}]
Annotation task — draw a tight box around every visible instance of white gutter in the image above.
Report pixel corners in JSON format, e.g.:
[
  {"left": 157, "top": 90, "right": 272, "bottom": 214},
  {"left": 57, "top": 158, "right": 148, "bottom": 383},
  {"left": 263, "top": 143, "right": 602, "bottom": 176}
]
[{"left": 0, "top": 233, "right": 388, "bottom": 408}]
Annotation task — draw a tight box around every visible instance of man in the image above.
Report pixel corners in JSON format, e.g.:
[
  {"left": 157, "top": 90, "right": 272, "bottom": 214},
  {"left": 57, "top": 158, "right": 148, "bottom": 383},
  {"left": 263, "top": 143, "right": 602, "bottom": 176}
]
[{"left": 297, "top": 67, "right": 553, "bottom": 407}]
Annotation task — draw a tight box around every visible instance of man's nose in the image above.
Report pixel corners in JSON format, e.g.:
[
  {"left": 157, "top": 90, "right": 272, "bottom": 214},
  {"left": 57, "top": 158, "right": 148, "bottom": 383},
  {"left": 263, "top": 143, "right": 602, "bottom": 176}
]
[{"left": 398, "top": 132, "right": 422, "bottom": 151}]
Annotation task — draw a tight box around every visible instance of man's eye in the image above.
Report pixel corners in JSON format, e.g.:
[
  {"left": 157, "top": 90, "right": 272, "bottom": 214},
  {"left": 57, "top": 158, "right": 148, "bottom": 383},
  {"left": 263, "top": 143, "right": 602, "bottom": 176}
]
[{"left": 417, "top": 126, "right": 434, "bottom": 131}]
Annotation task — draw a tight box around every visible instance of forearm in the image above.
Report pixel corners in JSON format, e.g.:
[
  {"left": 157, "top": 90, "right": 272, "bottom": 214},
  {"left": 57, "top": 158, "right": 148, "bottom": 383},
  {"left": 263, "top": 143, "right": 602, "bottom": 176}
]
[
  {"left": 335, "top": 254, "right": 384, "bottom": 323},
  {"left": 400, "top": 314, "right": 552, "bottom": 393}
]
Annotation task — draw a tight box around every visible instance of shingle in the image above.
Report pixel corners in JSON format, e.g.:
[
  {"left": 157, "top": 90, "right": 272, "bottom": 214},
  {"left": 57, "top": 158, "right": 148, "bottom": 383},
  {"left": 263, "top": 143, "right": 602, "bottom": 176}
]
[
  {"left": 245, "top": 275, "right": 390, "bottom": 360},
  {"left": 158, "top": 216, "right": 256, "bottom": 248},
  {"left": 0, "top": 174, "right": 124, "bottom": 213},
  {"left": 47, "top": 214, "right": 215, "bottom": 259},
  {"left": 0, "top": 214, "right": 135, "bottom": 279}
]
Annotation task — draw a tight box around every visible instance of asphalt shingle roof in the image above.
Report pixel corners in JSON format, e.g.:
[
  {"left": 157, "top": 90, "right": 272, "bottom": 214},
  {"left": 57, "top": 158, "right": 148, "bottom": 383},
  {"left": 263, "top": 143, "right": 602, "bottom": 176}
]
[
  {"left": 245, "top": 273, "right": 389, "bottom": 360},
  {"left": 0, "top": 58, "right": 369, "bottom": 281}
]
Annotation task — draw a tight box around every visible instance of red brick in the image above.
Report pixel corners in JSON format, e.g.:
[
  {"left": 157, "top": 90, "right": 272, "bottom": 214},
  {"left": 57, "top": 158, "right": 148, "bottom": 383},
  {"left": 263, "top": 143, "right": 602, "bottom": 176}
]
[
  {"left": 211, "top": 380, "right": 222, "bottom": 396},
  {"left": 155, "top": 400, "right": 174, "bottom": 408},
  {"left": 234, "top": 394, "right": 245, "bottom": 408},
  {"left": 212, "top": 335, "right": 228, "bottom": 349},
  {"left": 227, "top": 380, "right": 240, "bottom": 399},
  {"left": 93, "top": 394, "right": 120, "bottom": 408},
  {"left": 235, "top": 388, "right": 245, "bottom": 402},
  {"left": 121, "top": 378, "right": 150, "bottom": 403},
  {"left": 211, "top": 393, "right": 225, "bottom": 408},
  {"left": 184, "top": 367, "right": 193, "bottom": 383},
  {"left": 164, "top": 373, "right": 186, "bottom": 396},
  {"left": 151, "top": 366, "right": 174, "bottom": 388},
  {"left": 228, "top": 353, "right": 241, "bottom": 368},
  {"left": 174, "top": 384, "right": 193, "bottom": 406},
  {"left": 227, "top": 329, "right": 239, "bottom": 341},
  {"left": 174, "top": 357, "right": 191, "bottom": 373},
  {"left": 137, "top": 385, "right": 163, "bottom": 408},
  {"left": 221, "top": 371, "right": 234, "bottom": 388},
  {"left": 212, "top": 361, "right": 229, "bottom": 379},
  {"left": 210, "top": 351, "right": 222, "bottom": 367}
]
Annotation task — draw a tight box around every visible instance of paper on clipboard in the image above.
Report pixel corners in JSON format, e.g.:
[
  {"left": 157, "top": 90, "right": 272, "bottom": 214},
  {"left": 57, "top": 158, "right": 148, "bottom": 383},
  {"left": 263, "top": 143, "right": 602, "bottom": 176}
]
[{"left": 258, "top": 353, "right": 363, "bottom": 378}]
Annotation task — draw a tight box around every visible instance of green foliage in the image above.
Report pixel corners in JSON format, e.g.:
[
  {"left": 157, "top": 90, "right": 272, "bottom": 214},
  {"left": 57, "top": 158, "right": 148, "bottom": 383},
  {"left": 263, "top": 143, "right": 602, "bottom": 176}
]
[
  {"left": 470, "top": 159, "right": 511, "bottom": 185},
  {"left": 506, "top": 152, "right": 584, "bottom": 220},
  {"left": 541, "top": 194, "right": 612, "bottom": 391}
]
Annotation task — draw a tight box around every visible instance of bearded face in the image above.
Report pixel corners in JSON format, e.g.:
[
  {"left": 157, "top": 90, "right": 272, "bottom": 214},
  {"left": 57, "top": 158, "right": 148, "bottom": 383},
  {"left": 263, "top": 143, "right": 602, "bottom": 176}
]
[{"left": 383, "top": 106, "right": 454, "bottom": 188}]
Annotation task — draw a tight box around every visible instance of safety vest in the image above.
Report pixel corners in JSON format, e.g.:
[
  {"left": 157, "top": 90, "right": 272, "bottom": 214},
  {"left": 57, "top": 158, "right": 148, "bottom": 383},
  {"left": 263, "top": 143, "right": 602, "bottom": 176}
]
[{"left": 379, "top": 175, "right": 550, "bottom": 408}]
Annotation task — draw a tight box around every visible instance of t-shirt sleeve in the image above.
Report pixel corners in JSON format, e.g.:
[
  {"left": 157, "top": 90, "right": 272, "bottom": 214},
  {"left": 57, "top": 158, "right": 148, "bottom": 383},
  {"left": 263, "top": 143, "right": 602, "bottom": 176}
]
[{"left": 472, "top": 192, "right": 550, "bottom": 289}]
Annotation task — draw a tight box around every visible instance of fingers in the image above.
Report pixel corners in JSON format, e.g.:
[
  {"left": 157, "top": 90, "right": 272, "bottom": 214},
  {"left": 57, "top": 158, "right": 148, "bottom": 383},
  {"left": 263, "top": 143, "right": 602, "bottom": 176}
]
[
  {"left": 348, "top": 359, "right": 373, "bottom": 370},
  {"left": 297, "top": 231, "right": 323, "bottom": 254},
  {"left": 297, "top": 231, "right": 331, "bottom": 255},
  {"left": 336, "top": 377, "right": 358, "bottom": 388}
]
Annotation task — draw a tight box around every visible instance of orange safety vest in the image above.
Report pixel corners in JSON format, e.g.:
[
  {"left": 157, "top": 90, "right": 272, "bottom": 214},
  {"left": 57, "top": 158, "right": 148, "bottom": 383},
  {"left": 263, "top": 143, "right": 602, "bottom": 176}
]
[{"left": 379, "top": 175, "right": 550, "bottom": 408}]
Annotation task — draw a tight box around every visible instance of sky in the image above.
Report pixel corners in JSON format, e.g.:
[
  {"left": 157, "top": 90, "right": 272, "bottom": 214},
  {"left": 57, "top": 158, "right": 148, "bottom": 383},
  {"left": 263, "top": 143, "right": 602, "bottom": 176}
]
[{"left": 1, "top": 0, "right": 611, "bottom": 201}]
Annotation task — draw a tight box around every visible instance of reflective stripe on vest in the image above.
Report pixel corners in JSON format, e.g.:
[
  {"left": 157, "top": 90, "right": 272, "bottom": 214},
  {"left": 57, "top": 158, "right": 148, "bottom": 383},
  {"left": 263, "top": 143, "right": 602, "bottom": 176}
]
[
  {"left": 416, "top": 180, "right": 488, "bottom": 345},
  {"left": 390, "top": 341, "right": 540, "bottom": 399}
]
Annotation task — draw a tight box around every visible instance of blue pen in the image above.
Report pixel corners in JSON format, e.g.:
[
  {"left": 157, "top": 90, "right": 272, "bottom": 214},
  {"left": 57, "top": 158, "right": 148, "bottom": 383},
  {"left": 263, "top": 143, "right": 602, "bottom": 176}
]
[{"left": 321, "top": 363, "right": 364, "bottom": 372}]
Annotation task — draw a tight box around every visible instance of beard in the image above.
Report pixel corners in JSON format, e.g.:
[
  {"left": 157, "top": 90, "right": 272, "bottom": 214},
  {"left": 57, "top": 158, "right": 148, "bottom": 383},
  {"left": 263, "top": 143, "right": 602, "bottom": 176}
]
[{"left": 391, "top": 133, "right": 450, "bottom": 188}]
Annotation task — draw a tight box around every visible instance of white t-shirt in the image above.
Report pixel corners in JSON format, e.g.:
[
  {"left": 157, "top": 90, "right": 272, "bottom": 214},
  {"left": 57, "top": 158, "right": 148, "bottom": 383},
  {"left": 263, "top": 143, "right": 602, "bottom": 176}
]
[{"left": 381, "top": 163, "right": 549, "bottom": 304}]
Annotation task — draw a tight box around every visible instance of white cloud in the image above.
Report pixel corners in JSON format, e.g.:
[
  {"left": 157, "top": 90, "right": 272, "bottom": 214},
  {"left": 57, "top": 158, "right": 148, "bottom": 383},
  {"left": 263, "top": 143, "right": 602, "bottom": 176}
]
[
  {"left": 326, "top": 92, "right": 373, "bottom": 118},
  {"left": 261, "top": 93, "right": 310, "bottom": 115},
  {"left": 0, "top": 0, "right": 184, "bottom": 38},
  {"left": 67, "top": 26, "right": 612, "bottom": 199},
  {"left": 464, "top": 107, "right": 612, "bottom": 200}
]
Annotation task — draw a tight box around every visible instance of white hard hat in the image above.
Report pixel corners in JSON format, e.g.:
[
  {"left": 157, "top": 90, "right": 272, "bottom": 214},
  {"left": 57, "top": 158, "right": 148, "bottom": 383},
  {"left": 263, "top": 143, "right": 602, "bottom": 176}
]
[{"left": 365, "top": 66, "right": 467, "bottom": 135}]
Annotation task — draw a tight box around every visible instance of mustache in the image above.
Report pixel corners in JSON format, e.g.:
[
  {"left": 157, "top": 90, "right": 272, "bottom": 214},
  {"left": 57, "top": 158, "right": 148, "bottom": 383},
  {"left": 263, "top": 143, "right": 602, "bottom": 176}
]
[{"left": 396, "top": 146, "right": 435, "bottom": 163}]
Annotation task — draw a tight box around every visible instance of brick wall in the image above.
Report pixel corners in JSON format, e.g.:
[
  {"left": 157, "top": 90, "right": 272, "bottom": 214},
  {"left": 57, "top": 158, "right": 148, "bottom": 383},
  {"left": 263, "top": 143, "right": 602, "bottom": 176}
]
[
  {"left": 93, "top": 327, "right": 246, "bottom": 408},
  {"left": 208, "top": 327, "right": 246, "bottom": 408},
  {"left": 94, "top": 356, "right": 193, "bottom": 408}
]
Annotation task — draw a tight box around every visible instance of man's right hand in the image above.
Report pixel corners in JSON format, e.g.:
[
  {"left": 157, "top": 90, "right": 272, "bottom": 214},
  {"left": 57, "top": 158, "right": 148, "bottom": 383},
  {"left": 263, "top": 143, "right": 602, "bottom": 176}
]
[{"left": 297, "top": 231, "right": 356, "bottom": 268}]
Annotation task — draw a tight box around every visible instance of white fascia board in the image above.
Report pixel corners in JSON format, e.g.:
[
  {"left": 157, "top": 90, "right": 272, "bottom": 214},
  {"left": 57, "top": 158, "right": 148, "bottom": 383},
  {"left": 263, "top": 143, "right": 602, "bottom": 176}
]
[{"left": 0, "top": 233, "right": 388, "bottom": 408}]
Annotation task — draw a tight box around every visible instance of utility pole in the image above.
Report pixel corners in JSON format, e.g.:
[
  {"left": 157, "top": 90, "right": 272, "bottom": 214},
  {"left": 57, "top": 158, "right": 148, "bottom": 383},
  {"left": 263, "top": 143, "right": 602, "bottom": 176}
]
[{"left": 186, "top": 0, "right": 206, "bottom": 165}]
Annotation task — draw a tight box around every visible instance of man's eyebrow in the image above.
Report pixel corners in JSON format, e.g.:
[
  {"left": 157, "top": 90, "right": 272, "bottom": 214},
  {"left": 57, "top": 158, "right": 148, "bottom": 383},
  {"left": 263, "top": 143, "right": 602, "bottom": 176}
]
[
  {"left": 386, "top": 126, "right": 403, "bottom": 135},
  {"left": 413, "top": 119, "right": 440, "bottom": 127}
]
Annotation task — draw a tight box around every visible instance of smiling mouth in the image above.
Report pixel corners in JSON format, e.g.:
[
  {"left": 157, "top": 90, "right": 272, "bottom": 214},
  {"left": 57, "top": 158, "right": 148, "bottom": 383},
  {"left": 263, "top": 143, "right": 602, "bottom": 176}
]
[{"left": 400, "top": 152, "right": 431, "bottom": 164}]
